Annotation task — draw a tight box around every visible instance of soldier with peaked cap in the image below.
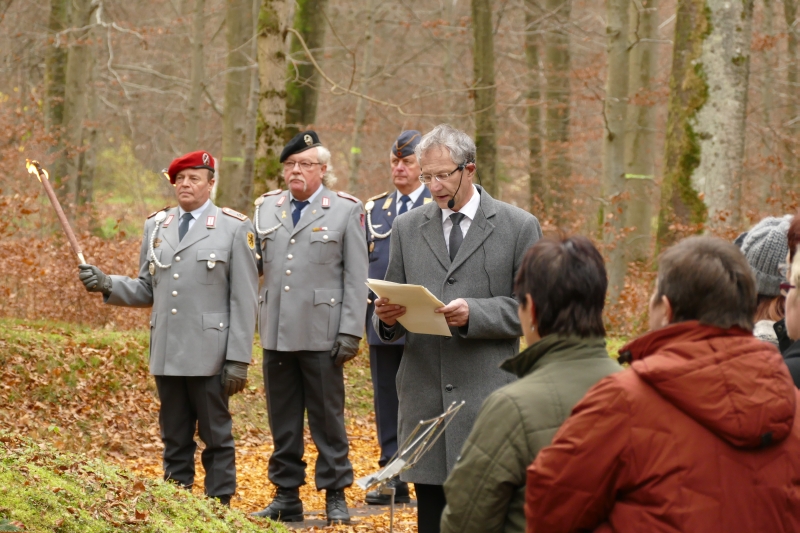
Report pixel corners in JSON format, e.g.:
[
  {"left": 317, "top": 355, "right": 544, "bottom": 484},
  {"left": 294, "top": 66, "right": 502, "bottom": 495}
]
[
  {"left": 251, "top": 131, "right": 368, "bottom": 525},
  {"left": 77, "top": 151, "right": 259, "bottom": 506},
  {"left": 363, "top": 130, "right": 431, "bottom": 505}
]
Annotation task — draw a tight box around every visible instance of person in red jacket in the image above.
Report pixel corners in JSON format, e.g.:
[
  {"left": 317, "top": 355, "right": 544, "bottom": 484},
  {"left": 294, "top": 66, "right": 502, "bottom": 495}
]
[{"left": 525, "top": 236, "right": 800, "bottom": 533}]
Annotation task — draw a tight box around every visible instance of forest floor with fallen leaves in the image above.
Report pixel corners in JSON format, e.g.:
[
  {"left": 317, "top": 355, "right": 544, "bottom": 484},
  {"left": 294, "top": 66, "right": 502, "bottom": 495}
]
[{"left": 0, "top": 318, "right": 418, "bottom": 532}]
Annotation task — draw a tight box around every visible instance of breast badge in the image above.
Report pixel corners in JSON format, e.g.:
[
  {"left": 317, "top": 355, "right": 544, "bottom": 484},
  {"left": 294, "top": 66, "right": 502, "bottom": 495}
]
[{"left": 149, "top": 262, "right": 155, "bottom": 276}]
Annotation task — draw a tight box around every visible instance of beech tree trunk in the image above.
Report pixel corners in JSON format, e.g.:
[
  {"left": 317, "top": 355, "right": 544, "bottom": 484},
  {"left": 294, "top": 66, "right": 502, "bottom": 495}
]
[
  {"left": 255, "top": 0, "right": 288, "bottom": 191},
  {"left": 284, "top": 0, "right": 328, "bottom": 141},
  {"left": 471, "top": 0, "right": 498, "bottom": 196},
  {"left": 348, "top": 0, "right": 377, "bottom": 193},
  {"left": 243, "top": 0, "right": 262, "bottom": 200},
  {"left": 543, "top": 0, "right": 571, "bottom": 214},
  {"left": 525, "top": 1, "right": 544, "bottom": 213},
  {"left": 218, "top": 0, "right": 255, "bottom": 214},
  {"left": 602, "top": 0, "right": 630, "bottom": 302},
  {"left": 623, "top": 0, "right": 658, "bottom": 261},
  {"left": 784, "top": 0, "right": 799, "bottom": 188},
  {"left": 184, "top": 0, "right": 206, "bottom": 151},
  {"left": 45, "top": 0, "right": 69, "bottom": 191}
]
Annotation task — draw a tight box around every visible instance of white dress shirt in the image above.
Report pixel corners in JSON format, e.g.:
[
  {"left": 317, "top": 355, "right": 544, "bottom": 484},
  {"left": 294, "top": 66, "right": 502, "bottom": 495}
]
[
  {"left": 177, "top": 198, "right": 212, "bottom": 231},
  {"left": 396, "top": 183, "right": 426, "bottom": 213},
  {"left": 289, "top": 184, "right": 323, "bottom": 219},
  {"left": 441, "top": 185, "right": 481, "bottom": 254}
]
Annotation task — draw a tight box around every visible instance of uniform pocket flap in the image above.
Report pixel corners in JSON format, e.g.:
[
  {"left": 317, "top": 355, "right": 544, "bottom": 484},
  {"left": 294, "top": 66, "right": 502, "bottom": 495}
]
[
  {"left": 197, "top": 249, "right": 230, "bottom": 262},
  {"left": 151, "top": 249, "right": 162, "bottom": 261},
  {"left": 202, "top": 312, "right": 230, "bottom": 330},
  {"left": 262, "top": 231, "right": 277, "bottom": 240},
  {"left": 310, "top": 230, "right": 341, "bottom": 244},
  {"left": 314, "top": 289, "right": 344, "bottom": 306}
]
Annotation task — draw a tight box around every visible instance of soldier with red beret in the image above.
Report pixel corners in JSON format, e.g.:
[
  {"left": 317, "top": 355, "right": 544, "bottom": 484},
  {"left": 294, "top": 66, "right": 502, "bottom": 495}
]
[{"left": 78, "top": 151, "right": 258, "bottom": 506}]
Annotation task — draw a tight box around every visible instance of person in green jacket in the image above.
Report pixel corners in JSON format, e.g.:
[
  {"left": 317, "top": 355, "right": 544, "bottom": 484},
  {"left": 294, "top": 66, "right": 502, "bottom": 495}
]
[{"left": 440, "top": 235, "right": 623, "bottom": 533}]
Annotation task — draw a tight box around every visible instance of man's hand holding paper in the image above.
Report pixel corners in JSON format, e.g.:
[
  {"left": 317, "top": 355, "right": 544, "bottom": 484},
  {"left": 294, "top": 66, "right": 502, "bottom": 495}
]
[
  {"left": 435, "top": 298, "right": 469, "bottom": 327},
  {"left": 373, "top": 297, "right": 407, "bottom": 327}
]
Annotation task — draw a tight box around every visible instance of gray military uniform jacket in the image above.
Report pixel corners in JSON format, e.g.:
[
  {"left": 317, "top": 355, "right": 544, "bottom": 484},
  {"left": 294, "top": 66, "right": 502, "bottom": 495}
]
[
  {"left": 254, "top": 185, "right": 368, "bottom": 352},
  {"left": 106, "top": 202, "right": 259, "bottom": 377},
  {"left": 372, "top": 186, "right": 542, "bottom": 485}
]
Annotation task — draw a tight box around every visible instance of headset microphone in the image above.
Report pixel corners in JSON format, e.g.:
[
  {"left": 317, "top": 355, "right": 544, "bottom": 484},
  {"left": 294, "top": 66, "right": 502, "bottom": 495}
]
[{"left": 447, "top": 164, "right": 466, "bottom": 210}]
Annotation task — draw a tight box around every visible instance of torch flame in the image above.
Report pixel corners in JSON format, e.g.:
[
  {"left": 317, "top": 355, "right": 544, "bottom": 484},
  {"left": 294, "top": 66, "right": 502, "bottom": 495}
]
[{"left": 25, "top": 159, "right": 48, "bottom": 182}]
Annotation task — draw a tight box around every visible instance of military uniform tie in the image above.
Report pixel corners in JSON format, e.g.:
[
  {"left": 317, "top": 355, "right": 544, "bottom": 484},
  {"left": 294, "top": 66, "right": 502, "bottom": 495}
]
[
  {"left": 449, "top": 212, "right": 465, "bottom": 261},
  {"left": 292, "top": 200, "right": 309, "bottom": 226},
  {"left": 178, "top": 212, "right": 193, "bottom": 241},
  {"left": 398, "top": 194, "right": 411, "bottom": 215}
]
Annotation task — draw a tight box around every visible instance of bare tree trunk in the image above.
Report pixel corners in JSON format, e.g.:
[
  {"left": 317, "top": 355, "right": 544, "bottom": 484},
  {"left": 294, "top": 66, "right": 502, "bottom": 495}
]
[
  {"left": 758, "top": 0, "right": 776, "bottom": 204},
  {"left": 472, "top": 0, "right": 498, "bottom": 196},
  {"left": 184, "top": 0, "right": 206, "bottom": 151},
  {"left": 348, "top": 0, "right": 377, "bottom": 194},
  {"left": 76, "top": 49, "right": 99, "bottom": 211},
  {"left": 543, "top": 0, "right": 571, "bottom": 215},
  {"left": 243, "top": 0, "right": 261, "bottom": 198},
  {"left": 63, "top": 0, "right": 97, "bottom": 209},
  {"left": 525, "top": 1, "right": 544, "bottom": 213},
  {"left": 602, "top": 0, "right": 630, "bottom": 303},
  {"left": 623, "top": 0, "right": 658, "bottom": 261},
  {"left": 45, "top": 0, "right": 69, "bottom": 191},
  {"left": 255, "top": 0, "right": 288, "bottom": 192},
  {"left": 284, "top": 0, "right": 329, "bottom": 141},
  {"left": 784, "top": 0, "right": 799, "bottom": 189},
  {"left": 218, "top": 0, "right": 255, "bottom": 214}
]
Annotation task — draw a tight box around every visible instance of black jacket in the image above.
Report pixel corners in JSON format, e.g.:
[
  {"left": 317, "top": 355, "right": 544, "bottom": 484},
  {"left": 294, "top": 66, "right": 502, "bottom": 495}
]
[{"left": 774, "top": 319, "right": 800, "bottom": 388}]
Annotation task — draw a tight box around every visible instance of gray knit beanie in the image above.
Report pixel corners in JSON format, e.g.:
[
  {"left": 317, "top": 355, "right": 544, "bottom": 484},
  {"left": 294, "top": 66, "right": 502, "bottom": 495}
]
[{"left": 740, "top": 215, "right": 792, "bottom": 297}]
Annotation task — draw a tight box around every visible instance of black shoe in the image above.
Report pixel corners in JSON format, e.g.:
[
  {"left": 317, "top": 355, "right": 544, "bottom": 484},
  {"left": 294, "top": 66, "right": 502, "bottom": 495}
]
[
  {"left": 326, "top": 489, "right": 351, "bottom": 525},
  {"left": 251, "top": 487, "right": 304, "bottom": 522},
  {"left": 211, "top": 494, "right": 231, "bottom": 507},
  {"left": 365, "top": 477, "right": 410, "bottom": 505}
]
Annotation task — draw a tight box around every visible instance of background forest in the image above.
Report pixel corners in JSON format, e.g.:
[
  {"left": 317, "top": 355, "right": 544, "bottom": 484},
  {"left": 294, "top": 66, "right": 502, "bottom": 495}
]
[{"left": 0, "top": 0, "right": 798, "bottom": 333}]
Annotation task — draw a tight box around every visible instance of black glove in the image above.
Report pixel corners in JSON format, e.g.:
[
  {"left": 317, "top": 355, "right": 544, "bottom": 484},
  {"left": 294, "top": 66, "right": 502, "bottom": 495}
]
[
  {"left": 221, "top": 361, "right": 249, "bottom": 396},
  {"left": 78, "top": 264, "right": 112, "bottom": 295},
  {"left": 331, "top": 334, "right": 361, "bottom": 367}
]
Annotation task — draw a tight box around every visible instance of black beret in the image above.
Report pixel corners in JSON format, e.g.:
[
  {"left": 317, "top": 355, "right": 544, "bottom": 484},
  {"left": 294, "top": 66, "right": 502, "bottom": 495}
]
[
  {"left": 392, "top": 130, "right": 422, "bottom": 158},
  {"left": 280, "top": 130, "right": 322, "bottom": 163}
]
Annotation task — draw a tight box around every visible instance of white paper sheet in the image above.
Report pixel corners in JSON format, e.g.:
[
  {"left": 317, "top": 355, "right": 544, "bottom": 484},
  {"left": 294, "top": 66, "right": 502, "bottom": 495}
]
[{"left": 367, "top": 279, "right": 452, "bottom": 337}]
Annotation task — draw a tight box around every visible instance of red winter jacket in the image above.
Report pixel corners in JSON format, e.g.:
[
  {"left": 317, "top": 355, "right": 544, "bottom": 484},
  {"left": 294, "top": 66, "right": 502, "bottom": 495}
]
[{"left": 525, "top": 321, "right": 800, "bottom": 533}]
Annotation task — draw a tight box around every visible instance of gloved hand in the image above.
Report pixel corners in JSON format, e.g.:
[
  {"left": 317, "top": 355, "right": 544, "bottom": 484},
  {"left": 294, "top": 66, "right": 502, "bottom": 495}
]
[
  {"left": 331, "top": 334, "right": 361, "bottom": 367},
  {"left": 221, "top": 361, "right": 249, "bottom": 396},
  {"left": 78, "top": 264, "right": 112, "bottom": 295}
]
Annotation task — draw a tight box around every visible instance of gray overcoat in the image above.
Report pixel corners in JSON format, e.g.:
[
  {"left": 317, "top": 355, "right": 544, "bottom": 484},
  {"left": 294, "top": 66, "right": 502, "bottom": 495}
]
[
  {"left": 106, "top": 202, "right": 259, "bottom": 376},
  {"left": 254, "top": 186, "right": 368, "bottom": 352},
  {"left": 373, "top": 186, "right": 542, "bottom": 485}
]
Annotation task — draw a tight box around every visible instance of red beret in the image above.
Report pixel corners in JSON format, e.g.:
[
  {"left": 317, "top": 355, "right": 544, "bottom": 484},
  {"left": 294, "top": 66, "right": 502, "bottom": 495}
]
[{"left": 167, "top": 151, "right": 215, "bottom": 184}]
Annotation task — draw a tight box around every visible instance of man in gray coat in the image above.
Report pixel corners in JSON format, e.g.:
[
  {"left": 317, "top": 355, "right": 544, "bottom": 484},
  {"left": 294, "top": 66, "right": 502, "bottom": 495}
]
[
  {"left": 251, "top": 131, "right": 368, "bottom": 525},
  {"left": 78, "top": 150, "right": 258, "bottom": 506},
  {"left": 373, "top": 124, "right": 542, "bottom": 533}
]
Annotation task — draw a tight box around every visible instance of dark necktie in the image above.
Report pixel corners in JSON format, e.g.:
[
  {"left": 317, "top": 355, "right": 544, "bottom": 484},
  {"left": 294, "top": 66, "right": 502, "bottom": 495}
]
[
  {"left": 178, "top": 212, "right": 193, "bottom": 241},
  {"left": 398, "top": 194, "right": 411, "bottom": 215},
  {"left": 292, "top": 199, "right": 309, "bottom": 226},
  {"left": 449, "top": 212, "right": 465, "bottom": 261}
]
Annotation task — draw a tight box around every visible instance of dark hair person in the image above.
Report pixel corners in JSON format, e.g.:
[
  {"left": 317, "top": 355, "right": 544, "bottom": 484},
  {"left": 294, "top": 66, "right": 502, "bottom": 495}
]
[
  {"left": 779, "top": 213, "right": 800, "bottom": 387},
  {"left": 440, "top": 236, "right": 621, "bottom": 533},
  {"left": 526, "top": 236, "right": 800, "bottom": 533}
]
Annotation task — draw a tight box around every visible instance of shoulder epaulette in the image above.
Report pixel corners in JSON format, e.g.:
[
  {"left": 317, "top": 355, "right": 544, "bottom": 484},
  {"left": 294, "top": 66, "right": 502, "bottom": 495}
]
[
  {"left": 264, "top": 189, "right": 282, "bottom": 196},
  {"left": 147, "top": 205, "right": 172, "bottom": 218},
  {"left": 222, "top": 207, "right": 248, "bottom": 221},
  {"left": 367, "top": 191, "right": 389, "bottom": 202},
  {"left": 337, "top": 191, "right": 359, "bottom": 203}
]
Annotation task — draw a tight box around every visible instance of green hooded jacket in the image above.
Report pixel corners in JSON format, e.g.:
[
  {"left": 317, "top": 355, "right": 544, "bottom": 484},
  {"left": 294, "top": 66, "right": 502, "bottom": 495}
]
[{"left": 440, "top": 335, "right": 623, "bottom": 533}]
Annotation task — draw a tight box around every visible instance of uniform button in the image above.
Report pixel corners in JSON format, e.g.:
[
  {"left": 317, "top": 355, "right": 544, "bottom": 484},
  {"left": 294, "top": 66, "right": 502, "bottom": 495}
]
[
  {"left": 219, "top": 323, "right": 224, "bottom": 328},
  {"left": 171, "top": 309, "right": 177, "bottom": 315},
  {"left": 210, "top": 253, "right": 216, "bottom": 259},
  {"left": 173, "top": 273, "right": 179, "bottom": 279},
  {"left": 447, "top": 278, "right": 455, "bottom": 285},
  {"left": 175, "top": 256, "right": 181, "bottom": 262},
  {"left": 284, "top": 286, "right": 290, "bottom": 292},
  {"left": 331, "top": 298, "right": 335, "bottom": 303},
  {"left": 323, "top": 235, "right": 329, "bottom": 240},
  {"left": 259, "top": 296, "right": 263, "bottom": 301},
  {"left": 286, "top": 270, "right": 291, "bottom": 275},
  {"left": 290, "top": 239, "right": 296, "bottom": 244},
  {"left": 172, "top": 291, "right": 177, "bottom": 297},
  {"left": 287, "top": 254, "right": 293, "bottom": 259},
  {"left": 445, "top": 384, "right": 454, "bottom": 393}
]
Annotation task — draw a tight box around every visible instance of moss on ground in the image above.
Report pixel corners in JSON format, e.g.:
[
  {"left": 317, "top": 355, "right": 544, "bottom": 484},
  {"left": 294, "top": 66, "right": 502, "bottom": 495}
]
[{"left": 0, "top": 436, "right": 286, "bottom": 532}]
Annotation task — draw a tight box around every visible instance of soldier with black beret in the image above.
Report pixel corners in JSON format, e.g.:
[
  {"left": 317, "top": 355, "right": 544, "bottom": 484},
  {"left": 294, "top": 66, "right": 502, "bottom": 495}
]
[{"left": 251, "top": 131, "right": 368, "bottom": 525}]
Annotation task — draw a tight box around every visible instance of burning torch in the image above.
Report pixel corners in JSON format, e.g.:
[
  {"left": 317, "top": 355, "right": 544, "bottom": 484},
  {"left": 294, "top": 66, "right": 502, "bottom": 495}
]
[{"left": 25, "top": 159, "right": 87, "bottom": 264}]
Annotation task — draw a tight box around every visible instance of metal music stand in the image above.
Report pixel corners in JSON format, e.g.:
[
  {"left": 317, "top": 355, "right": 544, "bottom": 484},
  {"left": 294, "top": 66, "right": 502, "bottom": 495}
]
[{"left": 356, "top": 401, "right": 465, "bottom": 533}]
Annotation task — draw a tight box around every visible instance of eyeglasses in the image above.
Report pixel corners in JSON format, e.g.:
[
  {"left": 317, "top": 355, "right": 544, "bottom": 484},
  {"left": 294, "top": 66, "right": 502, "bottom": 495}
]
[
  {"left": 419, "top": 166, "right": 464, "bottom": 185},
  {"left": 283, "top": 160, "right": 321, "bottom": 171},
  {"left": 779, "top": 263, "right": 789, "bottom": 278},
  {"left": 781, "top": 282, "right": 796, "bottom": 297}
]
